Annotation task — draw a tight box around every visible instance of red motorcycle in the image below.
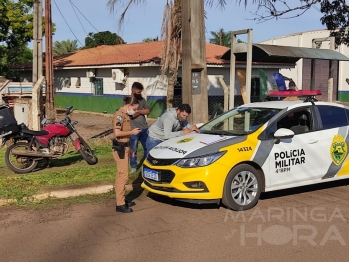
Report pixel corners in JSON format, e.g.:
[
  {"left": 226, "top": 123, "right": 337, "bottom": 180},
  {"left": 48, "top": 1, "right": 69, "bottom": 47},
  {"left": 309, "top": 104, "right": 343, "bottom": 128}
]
[{"left": 1, "top": 105, "right": 98, "bottom": 174}]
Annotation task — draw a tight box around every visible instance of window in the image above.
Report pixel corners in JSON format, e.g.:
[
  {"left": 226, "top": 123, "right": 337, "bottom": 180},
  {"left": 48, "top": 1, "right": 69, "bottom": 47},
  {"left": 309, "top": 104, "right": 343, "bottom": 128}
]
[
  {"left": 200, "top": 107, "right": 281, "bottom": 136},
  {"left": 251, "top": 77, "right": 260, "bottom": 97},
  {"left": 75, "top": 77, "right": 81, "bottom": 88},
  {"left": 64, "top": 77, "right": 71, "bottom": 88},
  {"left": 265, "top": 107, "right": 312, "bottom": 138},
  {"left": 318, "top": 106, "right": 348, "bottom": 129}
]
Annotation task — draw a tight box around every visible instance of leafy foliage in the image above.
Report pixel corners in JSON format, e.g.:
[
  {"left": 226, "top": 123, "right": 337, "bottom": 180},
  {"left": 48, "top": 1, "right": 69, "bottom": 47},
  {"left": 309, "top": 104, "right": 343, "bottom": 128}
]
[
  {"left": 209, "top": 28, "right": 232, "bottom": 47},
  {"left": 0, "top": 0, "right": 34, "bottom": 78},
  {"left": 53, "top": 39, "right": 79, "bottom": 56},
  {"left": 320, "top": 0, "right": 349, "bottom": 46},
  {"left": 0, "top": 0, "right": 34, "bottom": 46},
  {"left": 143, "top": 37, "right": 159, "bottom": 42},
  {"left": 84, "top": 31, "right": 125, "bottom": 48},
  {"left": 0, "top": 0, "right": 55, "bottom": 79}
]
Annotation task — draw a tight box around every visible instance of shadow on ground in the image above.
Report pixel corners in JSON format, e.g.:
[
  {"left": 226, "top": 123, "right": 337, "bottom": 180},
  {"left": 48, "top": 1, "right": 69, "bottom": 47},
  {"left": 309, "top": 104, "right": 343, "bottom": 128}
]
[
  {"left": 260, "top": 178, "right": 349, "bottom": 200},
  {"left": 139, "top": 177, "right": 349, "bottom": 211}
]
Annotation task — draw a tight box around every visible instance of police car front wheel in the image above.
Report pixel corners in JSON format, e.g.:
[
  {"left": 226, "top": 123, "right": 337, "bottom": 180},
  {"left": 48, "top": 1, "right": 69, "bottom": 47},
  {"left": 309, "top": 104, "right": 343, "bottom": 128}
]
[{"left": 222, "top": 164, "right": 263, "bottom": 211}]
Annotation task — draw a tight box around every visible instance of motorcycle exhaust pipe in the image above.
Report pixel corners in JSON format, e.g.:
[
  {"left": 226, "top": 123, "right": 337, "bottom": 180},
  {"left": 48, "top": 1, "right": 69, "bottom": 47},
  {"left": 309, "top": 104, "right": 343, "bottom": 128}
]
[{"left": 10, "top": 149, "right": 53, "bottom": 158}]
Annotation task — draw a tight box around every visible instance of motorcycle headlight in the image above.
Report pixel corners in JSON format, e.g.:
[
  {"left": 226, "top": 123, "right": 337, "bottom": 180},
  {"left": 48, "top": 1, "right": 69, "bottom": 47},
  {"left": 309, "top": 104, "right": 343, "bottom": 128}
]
[{"left": 176, "top": 151, "right": 226, "bottom": 168}]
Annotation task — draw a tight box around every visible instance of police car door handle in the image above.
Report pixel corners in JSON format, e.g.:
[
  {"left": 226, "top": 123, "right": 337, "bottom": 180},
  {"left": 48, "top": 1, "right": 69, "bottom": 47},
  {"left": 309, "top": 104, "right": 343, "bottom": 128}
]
[{"left": 307, "top": 139, "right": 318, "bottom": 144}]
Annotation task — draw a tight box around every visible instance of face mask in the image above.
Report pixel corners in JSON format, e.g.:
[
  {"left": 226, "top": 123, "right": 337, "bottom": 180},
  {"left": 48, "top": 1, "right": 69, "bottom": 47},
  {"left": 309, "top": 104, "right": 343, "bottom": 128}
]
[
  {"left": 134, "top": 94, "right": 143, "bottom": 100},
  {"left": 177, "top": 114, "right": 186, "bottom": 122},
  {"left": 127, "top": 109, "right": 135, "bottom": 116}
]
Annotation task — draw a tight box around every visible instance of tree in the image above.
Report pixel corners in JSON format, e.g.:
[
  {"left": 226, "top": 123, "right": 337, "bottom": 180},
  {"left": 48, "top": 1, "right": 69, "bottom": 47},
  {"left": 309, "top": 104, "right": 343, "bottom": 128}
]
[
  {"left": 250, "top": 0, "right": 349, "bottom": 46},
  {"left": 53, "top": 39, "right": 79, "bottom": 56},
  {"left": 209, "top": 29, "right": 231, "bottom": 47},
  {"left": 0, "top": 0, "right": 56, "bottom": 79},
  {"left": 143, "top": 37, "right": 159, "bottom": 42},
  {"left": 84, "top": 31, "right": 125, "bottom": 48},
  {"left": 0, "top": 0, "right": 34, "bottom": 78}
]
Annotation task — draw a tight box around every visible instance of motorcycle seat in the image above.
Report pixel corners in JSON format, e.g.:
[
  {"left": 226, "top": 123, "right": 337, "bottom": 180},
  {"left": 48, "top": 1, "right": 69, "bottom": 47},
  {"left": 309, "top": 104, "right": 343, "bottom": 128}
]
[{"left": 21, "top": 129, "right": 49, "bottom": 136}]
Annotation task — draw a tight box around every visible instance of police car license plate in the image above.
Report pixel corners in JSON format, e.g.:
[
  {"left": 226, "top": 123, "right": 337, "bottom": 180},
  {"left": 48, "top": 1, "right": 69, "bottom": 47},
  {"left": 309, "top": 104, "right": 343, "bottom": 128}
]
[{"left": 143, "top": 168, "right": 159, "bottom": 181}]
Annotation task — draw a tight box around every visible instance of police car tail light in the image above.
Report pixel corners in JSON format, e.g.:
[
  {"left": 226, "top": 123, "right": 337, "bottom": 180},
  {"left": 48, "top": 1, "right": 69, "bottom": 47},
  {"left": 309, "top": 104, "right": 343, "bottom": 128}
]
[
  {"left": 267, "top": 90, "right": 322, "bottom": 97},
  {"left": 176, "top": 151, "right": 226, "bottom": 168}
]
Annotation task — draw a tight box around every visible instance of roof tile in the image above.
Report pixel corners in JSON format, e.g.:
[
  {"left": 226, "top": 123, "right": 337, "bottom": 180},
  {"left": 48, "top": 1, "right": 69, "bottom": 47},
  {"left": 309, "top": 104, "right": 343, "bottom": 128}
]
[{"left": 52, "top": 41, "right": 230, "bottom": 67}]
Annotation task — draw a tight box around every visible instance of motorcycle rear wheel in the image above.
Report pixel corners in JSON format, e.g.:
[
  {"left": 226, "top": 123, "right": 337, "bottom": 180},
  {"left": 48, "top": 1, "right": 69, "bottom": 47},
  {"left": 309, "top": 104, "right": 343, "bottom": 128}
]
[
  {"left": 5, "top": 142, "right": 38, "bottom": 174},
  {"left": 78, "top": 139, "right": 98, "bottom": 165}
]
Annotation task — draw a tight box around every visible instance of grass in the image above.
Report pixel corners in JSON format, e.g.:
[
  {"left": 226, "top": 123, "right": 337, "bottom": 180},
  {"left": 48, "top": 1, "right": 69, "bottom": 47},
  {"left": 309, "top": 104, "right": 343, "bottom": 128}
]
[{"left": 0, "top": 139, "right": 145, "bottom": 204}]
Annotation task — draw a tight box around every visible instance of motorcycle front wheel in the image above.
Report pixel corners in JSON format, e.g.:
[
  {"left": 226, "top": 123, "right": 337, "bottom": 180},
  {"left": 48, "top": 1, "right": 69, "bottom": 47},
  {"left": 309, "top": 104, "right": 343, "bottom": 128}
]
[
  {"left": 5, "top": 142, "right": 38, "bottom": 174},
  {"left": 78, "top": 139, "right": 98, "bottom": 165}
]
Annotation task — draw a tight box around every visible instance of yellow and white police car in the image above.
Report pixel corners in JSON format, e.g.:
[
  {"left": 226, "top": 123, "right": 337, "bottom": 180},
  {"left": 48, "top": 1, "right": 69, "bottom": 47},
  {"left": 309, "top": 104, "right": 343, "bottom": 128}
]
[{"left": 142, "top": 90, "right": 349, "bottom": 210}]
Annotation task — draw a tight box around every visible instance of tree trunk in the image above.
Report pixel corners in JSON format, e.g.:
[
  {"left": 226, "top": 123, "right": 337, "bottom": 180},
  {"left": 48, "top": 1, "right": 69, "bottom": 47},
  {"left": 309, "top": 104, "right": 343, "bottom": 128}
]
[
  {"left": 161, "top": 0, "right": 181, "bottom": 110},
  {"left": 166, "top": 48, "right": 178, "bottom": 109}
]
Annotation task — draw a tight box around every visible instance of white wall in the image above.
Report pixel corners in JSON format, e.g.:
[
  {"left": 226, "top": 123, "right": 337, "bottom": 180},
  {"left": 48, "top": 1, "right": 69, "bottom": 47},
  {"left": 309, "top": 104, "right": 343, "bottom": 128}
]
[
  {"left": 20, "top": 64, "right": 290, "bottom": 97},
  {"left": 54, "top": 69, "right": 93, "bottom": 94}
]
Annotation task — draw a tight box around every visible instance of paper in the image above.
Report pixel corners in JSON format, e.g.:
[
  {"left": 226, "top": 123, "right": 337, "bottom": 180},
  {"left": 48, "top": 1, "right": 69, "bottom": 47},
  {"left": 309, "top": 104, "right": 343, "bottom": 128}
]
[{"left": 200, "top": 135, "right": 228, "bottom": 145}]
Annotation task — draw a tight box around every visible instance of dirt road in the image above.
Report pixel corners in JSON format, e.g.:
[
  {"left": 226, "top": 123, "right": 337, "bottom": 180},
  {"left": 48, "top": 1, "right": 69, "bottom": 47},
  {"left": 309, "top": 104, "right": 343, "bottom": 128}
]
[
  {"left": 58, "top": 111, "right": 157, "bottom": 140},
  {"left": 1, "top": 180, "right": 349, "bottom": 262}
]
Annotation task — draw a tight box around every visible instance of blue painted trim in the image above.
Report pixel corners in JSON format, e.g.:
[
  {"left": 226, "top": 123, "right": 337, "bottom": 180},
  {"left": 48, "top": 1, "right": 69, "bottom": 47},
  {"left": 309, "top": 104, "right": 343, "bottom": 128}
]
[
  {"left": 55, "top": 92, "right": 93, "bottom": 97},
  {"left": 338, "top": 91, "right": 349, "bottom": 94},
  {"left": 103, "top": 94, "right": 129, "bottom": 98}
]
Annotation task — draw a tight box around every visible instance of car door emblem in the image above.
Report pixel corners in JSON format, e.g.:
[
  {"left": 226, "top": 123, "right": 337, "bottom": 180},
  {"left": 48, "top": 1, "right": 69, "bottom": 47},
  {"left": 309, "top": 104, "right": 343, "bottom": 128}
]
[{"left": 330, "top": 134, "right": 348, "bottom": 166}]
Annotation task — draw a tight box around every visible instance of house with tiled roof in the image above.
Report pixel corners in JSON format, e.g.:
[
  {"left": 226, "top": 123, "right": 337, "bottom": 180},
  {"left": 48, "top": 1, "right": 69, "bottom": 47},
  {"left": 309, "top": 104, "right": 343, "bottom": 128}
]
[{"left": 15, "top": 41, "right": 294, "bottom": 117}]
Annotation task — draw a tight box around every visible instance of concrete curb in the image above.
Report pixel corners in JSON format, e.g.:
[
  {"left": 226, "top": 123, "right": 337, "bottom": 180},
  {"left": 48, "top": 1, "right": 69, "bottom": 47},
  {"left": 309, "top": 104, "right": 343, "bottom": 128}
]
[{"left": 0, "top": 183, "right": 143, "bottom": 207}]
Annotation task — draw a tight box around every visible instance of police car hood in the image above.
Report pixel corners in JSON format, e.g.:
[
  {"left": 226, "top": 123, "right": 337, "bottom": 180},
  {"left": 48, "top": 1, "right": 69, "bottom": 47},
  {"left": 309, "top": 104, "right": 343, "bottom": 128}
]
[{"left": 148, "top": 133, "right": 247, "bottom": 159}]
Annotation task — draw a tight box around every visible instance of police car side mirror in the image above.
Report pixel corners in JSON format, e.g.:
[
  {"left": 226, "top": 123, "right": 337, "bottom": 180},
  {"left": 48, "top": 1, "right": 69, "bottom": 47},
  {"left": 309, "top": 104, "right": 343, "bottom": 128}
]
[{"left": 273, "top": 128, "right": 295, "bottom": 144}]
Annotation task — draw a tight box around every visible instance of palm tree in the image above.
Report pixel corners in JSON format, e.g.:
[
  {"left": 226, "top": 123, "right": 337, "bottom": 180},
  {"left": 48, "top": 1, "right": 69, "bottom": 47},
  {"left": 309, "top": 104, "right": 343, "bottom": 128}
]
[
  {"left": 107, "top": 0, "right": 269, "bottom": 108},
  {"left": 209, "top": 28, "right": 231, "bottom": 47},
  {"left": 53, "top": 39, "right": 79, "bottom": 56}
]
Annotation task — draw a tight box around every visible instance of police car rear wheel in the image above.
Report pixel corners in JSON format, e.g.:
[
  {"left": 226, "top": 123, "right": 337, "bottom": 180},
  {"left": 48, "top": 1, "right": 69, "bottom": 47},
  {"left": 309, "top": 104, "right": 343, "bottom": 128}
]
[{"left": 222, "top": 164, "right": 262, "bottom": 211}]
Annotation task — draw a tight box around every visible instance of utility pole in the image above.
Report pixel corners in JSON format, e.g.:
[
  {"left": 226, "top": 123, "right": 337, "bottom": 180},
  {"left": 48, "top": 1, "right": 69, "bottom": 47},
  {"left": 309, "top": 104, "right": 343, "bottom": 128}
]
[
  {"left": 32, "top": 0, "right": 43, "bottom": 130},
  {"left": 33, "top": 0, "right": 43, "bottom": 83},
  {"left": 181, "top": 0, "right": 208, "bottom": 124},
  {"left": 45, "top": 0, "right": 55, "bottom": 120}
]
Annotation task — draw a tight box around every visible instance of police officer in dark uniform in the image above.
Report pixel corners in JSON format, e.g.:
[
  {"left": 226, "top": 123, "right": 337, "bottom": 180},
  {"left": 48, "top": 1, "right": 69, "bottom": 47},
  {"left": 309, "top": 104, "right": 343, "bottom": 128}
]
[{"left": 112, "top": 96, "right": 141, "bottom": 213}]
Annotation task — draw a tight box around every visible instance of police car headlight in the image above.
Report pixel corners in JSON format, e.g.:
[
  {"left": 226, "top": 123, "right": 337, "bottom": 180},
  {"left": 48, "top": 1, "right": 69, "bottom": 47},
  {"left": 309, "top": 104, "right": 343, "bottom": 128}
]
[{"left": 176, "top": 151, "right": 226, "bottom": 168}]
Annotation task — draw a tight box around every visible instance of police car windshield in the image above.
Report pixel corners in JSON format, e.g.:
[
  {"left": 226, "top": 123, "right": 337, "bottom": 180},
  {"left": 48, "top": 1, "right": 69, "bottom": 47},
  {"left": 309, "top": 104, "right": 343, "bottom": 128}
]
[{"left": 200, "top": 107, "right": 281, "bottom": 136}]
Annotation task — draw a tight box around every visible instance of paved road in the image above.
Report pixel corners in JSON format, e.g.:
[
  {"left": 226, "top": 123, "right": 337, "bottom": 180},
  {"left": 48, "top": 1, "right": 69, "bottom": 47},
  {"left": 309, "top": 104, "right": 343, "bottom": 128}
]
[{"left": 1, "top": 180, "right": 349, "bottom": 262}]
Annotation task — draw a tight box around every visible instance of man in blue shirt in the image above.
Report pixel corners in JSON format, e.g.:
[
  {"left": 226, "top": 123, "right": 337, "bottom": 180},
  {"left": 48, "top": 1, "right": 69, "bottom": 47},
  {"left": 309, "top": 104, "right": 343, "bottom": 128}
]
[{"left": 129, "top": 82, "right": 150, "bottom": 173}]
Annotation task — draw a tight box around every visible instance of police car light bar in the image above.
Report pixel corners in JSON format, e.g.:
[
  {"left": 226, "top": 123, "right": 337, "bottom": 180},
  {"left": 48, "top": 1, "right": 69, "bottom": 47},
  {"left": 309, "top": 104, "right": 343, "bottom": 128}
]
[{"left": 267, "top": 90, "right": 322, "bottom": 97}]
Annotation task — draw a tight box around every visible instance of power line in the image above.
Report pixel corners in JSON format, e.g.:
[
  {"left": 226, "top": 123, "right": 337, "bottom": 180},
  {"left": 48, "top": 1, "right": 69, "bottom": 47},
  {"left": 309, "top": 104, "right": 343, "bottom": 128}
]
[
  {"left": 53, "top": 0, "right": 139, "bottom": 62},
  {"left": 69, "top": 0, "right": 89, "bottom": 36},
  {"left": 52, "top": 0, "right": 100, "bottom": 55},
  {"left": 68, "top": 0, "right": 135, "bottom": 61},
  {"left": 69, "top": 0, "right": 99, "bottom": 32}
]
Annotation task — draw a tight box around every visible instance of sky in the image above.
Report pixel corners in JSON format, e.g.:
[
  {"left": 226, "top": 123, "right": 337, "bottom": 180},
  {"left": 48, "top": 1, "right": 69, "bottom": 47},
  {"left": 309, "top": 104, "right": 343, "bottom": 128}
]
[{"left": 49, "top": 0, "right": 326, "bottom": 48}]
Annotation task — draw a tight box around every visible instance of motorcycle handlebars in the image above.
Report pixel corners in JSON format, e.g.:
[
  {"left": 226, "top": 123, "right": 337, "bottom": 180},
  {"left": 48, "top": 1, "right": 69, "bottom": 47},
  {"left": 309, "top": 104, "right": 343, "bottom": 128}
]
[{"left": 65, "top": 106, "right": 75, "bottom": 116}]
